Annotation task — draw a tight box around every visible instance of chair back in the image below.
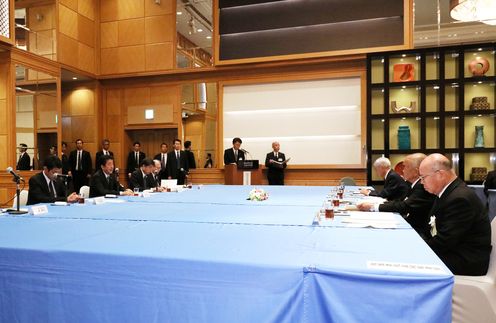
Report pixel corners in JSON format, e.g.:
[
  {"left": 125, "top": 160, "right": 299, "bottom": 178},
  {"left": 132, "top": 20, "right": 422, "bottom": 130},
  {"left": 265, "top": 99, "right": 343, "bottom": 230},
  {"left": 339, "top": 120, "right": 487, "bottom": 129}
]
[
  {"left": 12, "top": 190, "right": 29, "bottom": 208},
  {"left": 79, "top": 185, "right": 90, "bottom": 198},
  {"left": 340, "top": 177, "right": 356, "bottom": 186},
  {"left": 487, "top": 189, "right": 496, "bottom": 222}
]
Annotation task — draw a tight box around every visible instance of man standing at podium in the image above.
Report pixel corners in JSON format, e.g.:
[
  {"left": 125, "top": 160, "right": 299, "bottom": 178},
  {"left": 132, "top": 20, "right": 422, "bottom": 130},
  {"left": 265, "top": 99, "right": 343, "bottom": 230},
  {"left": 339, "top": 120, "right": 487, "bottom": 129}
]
[
  {"left": 265, "top": 141, "right": 287, "bottom": 185},
  {"left": 224, "top": 137, "right": 245, "bottom": 165}
]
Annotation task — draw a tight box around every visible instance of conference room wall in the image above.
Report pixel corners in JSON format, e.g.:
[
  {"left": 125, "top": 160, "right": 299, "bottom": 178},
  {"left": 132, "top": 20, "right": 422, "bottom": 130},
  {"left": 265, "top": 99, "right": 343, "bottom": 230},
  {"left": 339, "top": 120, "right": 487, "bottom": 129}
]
[
  {"left": 61, "top": 81, "right": 101, "bottom": 161},
  {"left": 100, "top": 0, "right": 175, "bottom": 75},
  {"left": 0, "top": 57, "right": 14, "bottom": 205},
  {"left": 57, "top": 0, "right": 97, "bottom": 74}
]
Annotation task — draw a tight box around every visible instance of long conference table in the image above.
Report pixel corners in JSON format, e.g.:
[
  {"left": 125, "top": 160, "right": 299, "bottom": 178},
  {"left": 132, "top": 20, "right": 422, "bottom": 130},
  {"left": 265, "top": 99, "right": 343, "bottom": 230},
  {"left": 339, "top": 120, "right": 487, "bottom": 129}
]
[{"left": 0, "top": 185, "right": 453, "bottom": 322}]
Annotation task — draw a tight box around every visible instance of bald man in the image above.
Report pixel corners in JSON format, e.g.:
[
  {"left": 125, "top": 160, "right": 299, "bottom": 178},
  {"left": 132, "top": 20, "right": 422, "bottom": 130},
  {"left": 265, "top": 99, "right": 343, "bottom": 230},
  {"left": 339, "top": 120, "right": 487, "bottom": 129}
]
[
  {"left": 265, "top": 142, "right": 287, "bottom": 185},
  {"left": 358, "top": 153, "right": 436, "bottom": 237},
  {"left": 419, "top": 153, "right": 491, "bottom": 275},
  {"left": 360, "top": 157, "right": 409, "bottom": 201}
]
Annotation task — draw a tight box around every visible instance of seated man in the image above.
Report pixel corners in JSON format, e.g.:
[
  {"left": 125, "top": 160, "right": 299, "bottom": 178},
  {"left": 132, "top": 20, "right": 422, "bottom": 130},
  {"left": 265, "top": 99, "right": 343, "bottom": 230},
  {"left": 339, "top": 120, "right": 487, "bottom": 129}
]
[
  {"left": 89, "top": 155, "right": 133, "bottom": 197},
  {"left": 357, "top": 153, "right": 436, "bottom": 237},
  {"left": 129, "top": 158, "right": 156, "bottom": 192},
  {"left": 419, "top": 153, "right": 492, "bottom": 276},
  {"left": 27, "top": 156, "right": 79, "bottom": 205},
  {"left": 360, "top": 157, "right": 409, "bottom": 201},
  {"left": 483, "top": 169, "right": 496, "bottom": 195}
]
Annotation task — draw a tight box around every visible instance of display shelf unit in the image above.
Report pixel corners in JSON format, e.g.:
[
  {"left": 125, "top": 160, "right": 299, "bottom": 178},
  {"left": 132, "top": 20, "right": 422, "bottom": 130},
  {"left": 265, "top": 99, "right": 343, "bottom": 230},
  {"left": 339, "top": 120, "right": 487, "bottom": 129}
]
[{"left": 367, "top": 43, "right": 496, "bottom": 185}]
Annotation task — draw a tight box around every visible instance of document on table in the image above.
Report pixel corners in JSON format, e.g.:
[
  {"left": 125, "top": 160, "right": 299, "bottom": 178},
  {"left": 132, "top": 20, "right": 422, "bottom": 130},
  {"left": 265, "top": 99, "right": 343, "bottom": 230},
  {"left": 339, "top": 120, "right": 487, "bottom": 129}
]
[{"left": 341, "top": 211, "right": 399, "bottom": 229}]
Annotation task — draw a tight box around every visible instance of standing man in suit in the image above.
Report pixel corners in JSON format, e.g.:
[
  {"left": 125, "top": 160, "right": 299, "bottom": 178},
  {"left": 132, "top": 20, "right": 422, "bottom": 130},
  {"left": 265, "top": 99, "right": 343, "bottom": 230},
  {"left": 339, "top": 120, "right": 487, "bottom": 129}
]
[
  {"left": 68, "top": 139, "right": 92, "bottom": 194},
  {"left": 184, "top": 141, "right": 196, "bottom": 169},
  {"left": 419, "top": 153, "right": 492, "bottom": 276},
  {"left": 89, "top": 155, "right": 132, "bottom": 197},
  {"left": 61, "top": 141, "right": 70, "bottom": 175},
  {"left": 27, "top": 155, "right": 79, "bottom": 205},
  {"left": 166, "top": 139, "right": 189, "bottom": 185},
  {"left": 360, "top": 157, "right": 409, "bottom": 201},
  {"left": 16, "top": 143, "right": 31, "bottom": 170},
  {"left": 224, "top": 137, "right": 245, "bottom": 165},
  {"left": 154, "top": 143, "right": 169, "bottom": 180},
  {"left": 265, "top": 141, "right": 287, "bottom": 185},
  {"left": 127, "top": 141, "right": 146, "bottom": 180},
  {"left": 95, "top": 139, "right": 113, "bottom": 170},
  {"left": 129, "top": 158, "right": 156, "bottom": 191},
  {"left": 357, "top": 153, "right": 436, "bottom": 237}
]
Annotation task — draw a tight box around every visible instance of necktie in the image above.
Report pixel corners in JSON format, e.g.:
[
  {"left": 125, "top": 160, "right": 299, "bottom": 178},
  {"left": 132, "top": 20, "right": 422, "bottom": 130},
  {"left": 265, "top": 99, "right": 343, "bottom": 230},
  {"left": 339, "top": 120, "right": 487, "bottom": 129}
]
[
  {"left": 275, "top": 152, "right": 278, "bottom": 158},
  {"left": 135, "top": 152, "right": 139, "bottom": 167},
  {"left": 143, "top": 175, "right": 148, "bottom": 189},
  {"left": 176, "top": 151, "right": 180, "bottom": 169},
  {"left": 77, "top": 151, "right": 82, "bottom": 171},
  {"left": 234, "top": 150, "right": 238, "bottom": 161},
  {"left": 106, "top": 175, "right": 110, "bottom": 186},
  {"left": 162, "top": 154, "right": 166, "bottom": 168},
  {"left": 49, "top": 181, "right": 55, "bottom": 198}
]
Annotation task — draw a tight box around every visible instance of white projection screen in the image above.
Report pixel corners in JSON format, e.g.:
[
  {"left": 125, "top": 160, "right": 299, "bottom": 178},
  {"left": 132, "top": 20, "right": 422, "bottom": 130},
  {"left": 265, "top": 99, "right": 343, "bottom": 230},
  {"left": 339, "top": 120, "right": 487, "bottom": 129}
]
[{"left": 222, "top": 77, "right": 363, "bottom": 165}]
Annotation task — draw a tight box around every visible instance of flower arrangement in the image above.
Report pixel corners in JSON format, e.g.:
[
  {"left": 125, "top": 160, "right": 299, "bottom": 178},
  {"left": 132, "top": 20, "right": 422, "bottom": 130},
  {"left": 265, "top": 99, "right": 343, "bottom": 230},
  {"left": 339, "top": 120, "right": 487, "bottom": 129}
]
[{"left": 247, "top": 188, "right": 269, "bottom": 201}]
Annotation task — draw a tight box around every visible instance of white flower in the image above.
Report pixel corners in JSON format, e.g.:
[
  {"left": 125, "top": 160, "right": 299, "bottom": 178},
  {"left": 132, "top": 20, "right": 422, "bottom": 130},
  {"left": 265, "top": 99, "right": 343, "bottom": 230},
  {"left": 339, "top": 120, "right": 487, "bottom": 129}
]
[
  {"left": 248, "top": 188, "right": 269, "bottom": 201},
  {"left": 429, "top": 215, "right": 437, "bottom": 237}
]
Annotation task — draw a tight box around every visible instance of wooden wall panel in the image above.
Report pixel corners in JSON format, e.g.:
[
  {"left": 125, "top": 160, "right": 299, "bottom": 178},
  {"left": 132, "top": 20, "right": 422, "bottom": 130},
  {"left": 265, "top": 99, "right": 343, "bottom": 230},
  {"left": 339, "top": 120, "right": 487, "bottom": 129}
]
[
  {"left": 60, "top": 0, "right": 77, "bottom": 12},
  {"left": 58, "top": 33, "right": 79, "bottom": 67},
  {"left": 78, "top": 0, "right": 95, "bottom": 21},
  {"left": 106, "top": 89, "right": 122, "bottom": 115},
  {"left": 124, "top": 87, "right": 150, "bottom": 107},
  {"left": 0, "top": 100, "right": 7, "bottom": 135},
  {"left": 78, "top": 43, "right": 96, "bottom": 74},
  {"left": 99, "top": 0, "right": 174, "bottom": 75},
  {"left": 28, "top": 5, "right": 55, "bottom": 31},
  {"left": 118, "top": 19, "right": 145, "bottom": 47},
  {"left": 0, "top": 135, "right": 8, "bottom": 169},
  {"left": 101, "top": 22, "right": 118, "bottom": 48},
  {"left": 78, "top": 14, "right": 95, "bottom": 47},
  {"left": 58, "top": 3, "right": 78, "bottom": 39}
]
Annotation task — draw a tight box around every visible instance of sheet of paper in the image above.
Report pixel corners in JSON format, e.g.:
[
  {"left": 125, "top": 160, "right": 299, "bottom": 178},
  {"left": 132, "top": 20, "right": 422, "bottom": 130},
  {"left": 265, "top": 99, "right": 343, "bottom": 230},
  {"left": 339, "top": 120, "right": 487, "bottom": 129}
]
[{"left": 367, "top": 261, "right": 448, "bottom": 275}]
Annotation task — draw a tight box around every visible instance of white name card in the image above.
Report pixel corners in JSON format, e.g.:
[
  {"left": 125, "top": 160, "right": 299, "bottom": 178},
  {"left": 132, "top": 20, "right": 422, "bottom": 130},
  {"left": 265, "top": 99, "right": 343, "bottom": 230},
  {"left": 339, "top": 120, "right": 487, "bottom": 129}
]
[
  {"left": 30, "top": 205, "right": 48, "bottom": 215},
  {"left": 367, "top": 261, "right": 447, "bottom": 275},
  {"left": 94, "top": 197, "right": 105, "bottom": 205}
]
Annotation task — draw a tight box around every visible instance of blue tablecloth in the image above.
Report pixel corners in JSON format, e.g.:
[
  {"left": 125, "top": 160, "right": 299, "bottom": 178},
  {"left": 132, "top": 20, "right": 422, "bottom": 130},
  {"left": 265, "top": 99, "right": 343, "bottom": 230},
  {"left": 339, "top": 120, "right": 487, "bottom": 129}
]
[{"left": 0, "top": 185, "right": 453, "bottom": 323}]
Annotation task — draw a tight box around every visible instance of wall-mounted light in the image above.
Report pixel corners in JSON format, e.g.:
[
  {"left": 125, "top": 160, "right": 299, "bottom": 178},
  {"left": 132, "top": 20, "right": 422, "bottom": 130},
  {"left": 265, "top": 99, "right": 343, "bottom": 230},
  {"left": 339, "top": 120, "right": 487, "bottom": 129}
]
[
  {"left": 36, "top": 13, "right": 43, "bottom": 21},
  {"left": 450, "top": 0, "right": 496, "bottom": 25},
  {"left": 145, "top": 109, "right": 154, "bottom": 120}
]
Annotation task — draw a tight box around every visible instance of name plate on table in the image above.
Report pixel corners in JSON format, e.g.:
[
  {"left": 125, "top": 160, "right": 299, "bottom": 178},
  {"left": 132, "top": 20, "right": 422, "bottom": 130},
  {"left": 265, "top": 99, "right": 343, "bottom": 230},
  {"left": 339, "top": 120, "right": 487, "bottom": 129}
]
[
  {"left": 367, "top": 261, "right": 447, "bottom": 275},
  {"left": 237, "top": 160, "right": 259, "bottom": 169},
  {"left": 30, "top": 205, "right": 48, "bottom": 215}
]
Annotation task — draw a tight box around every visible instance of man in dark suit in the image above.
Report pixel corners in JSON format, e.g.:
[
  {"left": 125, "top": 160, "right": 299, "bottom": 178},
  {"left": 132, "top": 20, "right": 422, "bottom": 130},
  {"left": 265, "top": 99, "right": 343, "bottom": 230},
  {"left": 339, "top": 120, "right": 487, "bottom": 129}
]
[
  {"left": 16, "top": 143, "right": 31, "bottom": 170},
  {"left": 419, "top": 153, "right": 492, "bottom": 276},
  {"left": 90, "top": 155, "right": 133, "bottom": 198},
  {"left": 483, "top": 169, "right": 496, "bottom": 195},
  {"left": 360, "top": 157, "right": 409, "bottom": 201},
  {"left": 61, "top": 141, "right": 70, "bottom": 175},
  {"left": 27, "top": 156, "right": 79, "bottom": 205},
  {"left": 127, "top": 141, "right": 146, "bottom": 179},
  {"left": 184, "top": 141, "right": 196, "bottom": 169},
  {"left": 265, "top": 141, "right": 287, "bottom": 185},
  {"left": 154, "top": 142, "right": 169, "bottom": 180},
  {"left": 224, "top": 137, "right": 245, "bottom": 165},
  {"left": 95, "top": 139, "right": 114, "bottom": 170},
  {"left": 129, "top": 158, "right": 156, "bottom": 191},
  {"left": 68, "top": 139, "right": 92, "bottom": 194},
  {"left": 166, "top": 139, "right": 189, "bottom": 185},
  {"left": 358, "top": 153, "right": 436, "bottom": 237},
  {"left": 152, "top": 159, "right": 166, "bottom": 190}
]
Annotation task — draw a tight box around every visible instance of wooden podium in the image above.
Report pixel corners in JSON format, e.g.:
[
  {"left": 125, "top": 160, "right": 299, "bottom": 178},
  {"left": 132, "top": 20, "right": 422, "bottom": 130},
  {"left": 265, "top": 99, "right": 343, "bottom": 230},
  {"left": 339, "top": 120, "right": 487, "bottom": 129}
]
[{"left": 224, "top": 161, "right": 262, "bottom": 185}]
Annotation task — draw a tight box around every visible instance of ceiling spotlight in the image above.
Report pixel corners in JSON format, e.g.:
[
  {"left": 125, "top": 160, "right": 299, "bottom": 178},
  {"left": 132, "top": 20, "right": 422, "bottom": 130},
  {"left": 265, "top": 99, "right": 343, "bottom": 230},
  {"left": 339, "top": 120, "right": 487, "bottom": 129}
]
[
  {"left": 177, "top": 11, "right": 182, "bottom": 15},
  {"left": 197, "top": 28, "right": 203, "bottom": 32},
  {"left": 206, "top": 35, "right": 212, "bottom": 39},
  {"left": 72, "top": 77, "right": 78, "bottom": 80}
]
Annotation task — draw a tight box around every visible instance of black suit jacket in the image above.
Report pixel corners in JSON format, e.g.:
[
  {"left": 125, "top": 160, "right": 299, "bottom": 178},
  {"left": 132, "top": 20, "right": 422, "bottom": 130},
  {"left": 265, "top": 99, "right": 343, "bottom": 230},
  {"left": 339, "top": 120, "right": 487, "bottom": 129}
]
[
  {"left": 166, "top": 150, "right": 189, "bottom": 180},
  {"left": 129, "top": 170, "right": 156, "bottom": 191},
  {"left": 127, "top": 151, "right": 146, "bottom": 174},
  {"left": 16, "top": 153, "right": 31, "bottom": 170},
  {"left": 89, "top": 169, "right": 122, "bottom": 197},
  {"left": 185, "top": 150, "right": 196, "bottom": 169},
  {"left": 61, "top": 153, "right": 70, "bottom": 174},
  {"left": 369, "top": 170, "right": 409, "bottom": 201},
  {"left": 154, "top": 153, "right": 169, "bottom": 179},
  {"left": 95, "top": 151, "right": 114, "bottom": 169},
  {"left": 27, "top": 172, "right": 67, "bottom": 205},
  {"left": 425, "top": 178, "right": 492, "bottom": 275},
  {"left": 483, "top": 170, "right": 496, "bottom": 195},
  {"left": 224, "top": 148, "right": 245, "bottom": 165},
  {"left": 379, "top": 180, "right": 436, "bottom": 236},
  {"left": 265, "top": 152, "right": 287, "bottom": 173},
  {"left": 69, "top": 150, "right": 92, "bottom": 175}
]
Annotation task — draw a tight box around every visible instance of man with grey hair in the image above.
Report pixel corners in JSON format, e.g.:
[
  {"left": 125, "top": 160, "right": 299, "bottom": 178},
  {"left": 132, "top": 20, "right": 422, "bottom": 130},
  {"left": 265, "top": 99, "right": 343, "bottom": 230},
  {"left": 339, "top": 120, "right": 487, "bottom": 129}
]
[
  {"left": 265, "top": 141, "right": 287, "bottom": 185},
  {"left": 360, "top": 156, "right": 409, "bottom": 201},
  {"left": 419, "top": 153, "right": 491, "bottom": 275},
  {"left": 358, "top": 153, "right": 435, "bottom": 236}
]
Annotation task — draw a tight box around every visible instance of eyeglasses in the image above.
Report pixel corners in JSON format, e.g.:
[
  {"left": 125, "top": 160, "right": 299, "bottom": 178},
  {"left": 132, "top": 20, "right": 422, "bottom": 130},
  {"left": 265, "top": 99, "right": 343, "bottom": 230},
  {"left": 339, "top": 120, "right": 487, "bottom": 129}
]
[{"left": 419, "top": 169, "right": 440, "bottom": 181}]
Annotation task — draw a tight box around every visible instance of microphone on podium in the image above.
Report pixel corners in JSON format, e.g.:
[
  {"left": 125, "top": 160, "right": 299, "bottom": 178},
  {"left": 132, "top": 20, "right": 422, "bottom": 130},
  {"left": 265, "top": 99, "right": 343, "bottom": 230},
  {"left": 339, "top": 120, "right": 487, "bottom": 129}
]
[{"left": 6, "top": 167, "right": 23, "bottom": 182}]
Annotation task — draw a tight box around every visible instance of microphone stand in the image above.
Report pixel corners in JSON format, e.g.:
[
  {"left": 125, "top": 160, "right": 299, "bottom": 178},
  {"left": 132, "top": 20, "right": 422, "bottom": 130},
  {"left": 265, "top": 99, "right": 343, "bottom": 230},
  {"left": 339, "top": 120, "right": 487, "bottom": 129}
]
[{"left": 7, "top": 177, "right": 28, "bottom": 215}]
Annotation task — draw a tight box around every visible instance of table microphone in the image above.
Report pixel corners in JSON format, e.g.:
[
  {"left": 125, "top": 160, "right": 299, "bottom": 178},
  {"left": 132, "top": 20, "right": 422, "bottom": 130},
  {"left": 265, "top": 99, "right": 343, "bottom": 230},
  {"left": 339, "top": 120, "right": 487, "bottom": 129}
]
[
  {"left": 54, "top": 173, "right": 69, "bottom": 179},
  {"left": 6, "top": 167, "right": 22, "bottom": 181}
]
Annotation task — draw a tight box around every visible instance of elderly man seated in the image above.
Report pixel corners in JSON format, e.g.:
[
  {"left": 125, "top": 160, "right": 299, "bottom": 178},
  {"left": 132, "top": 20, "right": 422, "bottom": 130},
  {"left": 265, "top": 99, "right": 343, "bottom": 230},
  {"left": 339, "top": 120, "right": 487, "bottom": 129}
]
[
  {"left": 360, "top": 157, "right": 409, "bottom": 201},
  {"left": 419, "top": 153, "right": 492, "bottom": 276}
]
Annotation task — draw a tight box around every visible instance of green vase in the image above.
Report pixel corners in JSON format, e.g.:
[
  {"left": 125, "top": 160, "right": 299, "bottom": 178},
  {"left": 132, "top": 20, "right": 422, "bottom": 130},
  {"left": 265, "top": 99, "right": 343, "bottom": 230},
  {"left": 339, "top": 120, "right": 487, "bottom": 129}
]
[{"left": 475, "top": 125, "right": 484, "bottom": 148}]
